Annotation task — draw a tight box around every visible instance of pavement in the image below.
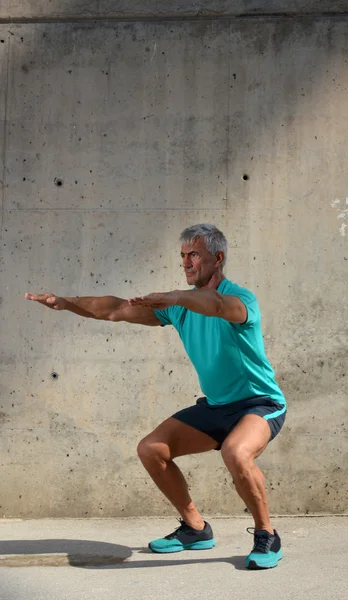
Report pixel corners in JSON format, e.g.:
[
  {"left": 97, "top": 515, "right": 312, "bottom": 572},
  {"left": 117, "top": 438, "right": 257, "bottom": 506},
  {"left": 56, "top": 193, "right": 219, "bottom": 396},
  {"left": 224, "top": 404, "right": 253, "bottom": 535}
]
[{"left": 0, "top": 516, "right": 347, "bottom": 600}]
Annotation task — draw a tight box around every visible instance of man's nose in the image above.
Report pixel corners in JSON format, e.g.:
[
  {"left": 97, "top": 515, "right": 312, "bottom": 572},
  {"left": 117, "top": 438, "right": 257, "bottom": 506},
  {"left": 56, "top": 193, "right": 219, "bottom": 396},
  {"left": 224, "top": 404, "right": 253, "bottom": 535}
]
[{"left": 182, "top": 256, "right": 192, "bottom": 268}]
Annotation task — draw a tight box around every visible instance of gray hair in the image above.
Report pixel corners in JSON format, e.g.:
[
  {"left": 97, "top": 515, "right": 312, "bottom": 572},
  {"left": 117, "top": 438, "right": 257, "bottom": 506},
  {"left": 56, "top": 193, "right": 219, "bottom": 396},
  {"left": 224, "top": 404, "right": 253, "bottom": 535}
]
[{"left": 180, "top": 224, "right": 228, "bottom": 268}]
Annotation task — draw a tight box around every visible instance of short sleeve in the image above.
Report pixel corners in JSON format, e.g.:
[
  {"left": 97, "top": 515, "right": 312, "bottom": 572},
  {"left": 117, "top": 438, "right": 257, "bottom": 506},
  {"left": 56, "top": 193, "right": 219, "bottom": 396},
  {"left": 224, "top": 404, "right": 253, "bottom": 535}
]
[
  {"left": 153, "top": 305, "right": 187, "bottom": 332},
  {"left": 233, "top": 289, "right": 259, "bottom": 327},
  {"left": 154, "top": 308, "right": 172, "bottom": 327}
]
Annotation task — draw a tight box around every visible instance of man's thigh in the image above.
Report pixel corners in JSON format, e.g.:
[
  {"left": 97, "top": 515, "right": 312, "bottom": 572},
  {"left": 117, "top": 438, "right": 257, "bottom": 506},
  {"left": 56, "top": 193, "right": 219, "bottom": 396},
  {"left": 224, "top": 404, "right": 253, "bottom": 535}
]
[
  {"left": 221, "top": 413, "right": 271, "bottom": 460},
  {"left": 143, "top": 417, "right": 219, "bottom": 459}
]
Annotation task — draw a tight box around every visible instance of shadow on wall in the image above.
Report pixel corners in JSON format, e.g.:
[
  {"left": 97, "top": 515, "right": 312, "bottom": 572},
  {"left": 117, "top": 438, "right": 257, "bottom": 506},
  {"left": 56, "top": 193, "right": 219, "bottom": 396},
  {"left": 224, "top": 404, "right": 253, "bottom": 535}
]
[
  {"left": 0, "top": 18, "right": 233, "bottom": 218},
  {"left": 1, "top": 15, "right": 348, "bottom": 218}
]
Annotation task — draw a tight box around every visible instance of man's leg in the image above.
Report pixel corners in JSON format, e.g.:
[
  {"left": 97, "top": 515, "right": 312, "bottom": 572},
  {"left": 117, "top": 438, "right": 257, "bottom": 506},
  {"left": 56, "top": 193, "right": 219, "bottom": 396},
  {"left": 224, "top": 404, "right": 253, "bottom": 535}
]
[
  {"left": 220, "top": 413, "right": 272, "bottom": 532},
  {"left": 137, "top": 417, "right": 218, "bottom": 530},
  {"left": 221, "top": 413, "right": 282, "bottom": 569}
]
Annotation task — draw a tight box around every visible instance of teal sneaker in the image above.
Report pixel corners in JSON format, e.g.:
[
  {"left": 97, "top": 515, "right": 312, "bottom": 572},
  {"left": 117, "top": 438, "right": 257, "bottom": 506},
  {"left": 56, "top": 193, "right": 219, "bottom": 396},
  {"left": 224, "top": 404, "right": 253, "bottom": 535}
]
[
  {"left": 246, "top": 528, "right": 283, "bottom": 569},
  {"left": 148, "top": 520, "right": 216, "bottom": 553}
]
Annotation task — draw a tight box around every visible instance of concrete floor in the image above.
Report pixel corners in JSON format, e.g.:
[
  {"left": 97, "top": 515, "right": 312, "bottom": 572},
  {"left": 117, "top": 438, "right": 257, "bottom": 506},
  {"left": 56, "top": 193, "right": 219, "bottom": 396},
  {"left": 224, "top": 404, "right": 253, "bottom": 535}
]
[{"left": 0, "top": 516, "right": 346, "bottom": 600}]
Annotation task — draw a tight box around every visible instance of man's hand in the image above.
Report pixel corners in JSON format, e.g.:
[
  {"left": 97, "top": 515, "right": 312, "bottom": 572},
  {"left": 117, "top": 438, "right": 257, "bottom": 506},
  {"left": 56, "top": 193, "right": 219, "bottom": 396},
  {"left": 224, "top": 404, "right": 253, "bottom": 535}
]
[
  {"left": 128, "top": 291, "right": 180, "bottom": 310},
  {"left": 25, "top": 293, "right": 162, "bottom": 324},
  {"left": 25, "top": 292, "right": 67, "bottom": 310}
]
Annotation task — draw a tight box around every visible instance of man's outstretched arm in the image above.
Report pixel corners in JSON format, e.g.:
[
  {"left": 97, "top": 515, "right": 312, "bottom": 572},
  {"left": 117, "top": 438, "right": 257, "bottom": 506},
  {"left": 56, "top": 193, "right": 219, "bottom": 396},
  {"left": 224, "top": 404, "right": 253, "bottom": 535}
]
[
  {"left": 128, "top": 289, "right": 247, "bottom": 324},
  {"left": 25, "top": 293, "right": 162, "bottom": 326}
]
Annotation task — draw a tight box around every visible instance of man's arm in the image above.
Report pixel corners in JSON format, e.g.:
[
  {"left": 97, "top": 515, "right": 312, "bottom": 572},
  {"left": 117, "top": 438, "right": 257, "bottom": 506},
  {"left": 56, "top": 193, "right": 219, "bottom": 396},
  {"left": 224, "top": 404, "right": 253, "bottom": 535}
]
[
  {"left": 25, "top": 293, "right": 162, "bottom": 326},
  {"left": 175, "top": 290, "right": 247, "bottom": 323},
  {"left": 128, "top": 289, "right": 247, "bottom": 324}
]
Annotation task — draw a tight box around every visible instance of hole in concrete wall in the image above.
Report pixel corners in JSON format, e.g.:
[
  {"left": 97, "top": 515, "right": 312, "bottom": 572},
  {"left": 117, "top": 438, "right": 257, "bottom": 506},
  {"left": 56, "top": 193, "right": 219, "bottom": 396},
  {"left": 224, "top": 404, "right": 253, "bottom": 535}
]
[
  {"left": 50, "top": 372, "right": 59, "bottom": 381},
  {"left": 54, "top": 178, "right": 63, "bottom": 187},
  {"left": 242, "top": 174, "right": 249, "bottom": 181}
]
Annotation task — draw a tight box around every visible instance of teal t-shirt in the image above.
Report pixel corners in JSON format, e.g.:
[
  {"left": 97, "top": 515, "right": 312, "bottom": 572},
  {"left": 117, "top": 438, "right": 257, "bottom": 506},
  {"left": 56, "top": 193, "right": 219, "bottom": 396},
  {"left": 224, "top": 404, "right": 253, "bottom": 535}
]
[{"left": 154, "top": 279, "right": 286, "bottom": 407}]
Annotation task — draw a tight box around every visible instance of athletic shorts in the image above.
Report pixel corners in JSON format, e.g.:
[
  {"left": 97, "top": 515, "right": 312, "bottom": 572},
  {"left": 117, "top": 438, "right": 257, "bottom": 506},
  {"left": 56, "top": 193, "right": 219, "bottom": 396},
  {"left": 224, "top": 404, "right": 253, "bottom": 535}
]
[{"left": 172, "top": 396, "right": 286, "bottom": 449}]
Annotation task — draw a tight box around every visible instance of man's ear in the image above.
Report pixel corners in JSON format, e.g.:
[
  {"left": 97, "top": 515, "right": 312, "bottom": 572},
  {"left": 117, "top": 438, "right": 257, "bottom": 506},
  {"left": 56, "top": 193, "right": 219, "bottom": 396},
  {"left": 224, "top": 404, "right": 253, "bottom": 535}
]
[{"left": 216, "top": 251, "right": 224, "bottom": 266}]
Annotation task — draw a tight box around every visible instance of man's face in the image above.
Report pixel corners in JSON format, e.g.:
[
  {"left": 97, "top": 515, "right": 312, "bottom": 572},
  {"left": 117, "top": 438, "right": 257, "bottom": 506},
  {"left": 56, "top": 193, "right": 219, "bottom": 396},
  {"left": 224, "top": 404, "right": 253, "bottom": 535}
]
[{"left": 181, "top": 237, "right": 220, "bottom": 288}]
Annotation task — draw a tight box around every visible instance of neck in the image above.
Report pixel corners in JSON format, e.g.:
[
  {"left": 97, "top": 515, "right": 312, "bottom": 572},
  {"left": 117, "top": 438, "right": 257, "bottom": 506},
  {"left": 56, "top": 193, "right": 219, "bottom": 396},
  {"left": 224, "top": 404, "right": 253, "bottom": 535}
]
[{"left": 197, "top": 271, "right": 225, "bottom": 290}]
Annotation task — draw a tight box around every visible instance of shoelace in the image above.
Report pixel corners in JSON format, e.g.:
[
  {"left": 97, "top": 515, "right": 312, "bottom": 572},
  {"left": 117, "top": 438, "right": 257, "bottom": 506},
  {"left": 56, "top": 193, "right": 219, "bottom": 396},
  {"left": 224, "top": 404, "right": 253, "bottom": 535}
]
[
  {"left": 165, "top": 519, "right": 190, "bottom": 540},
  {"left": 165, "top": 519, "right": 194, "bottom": 540},
  {"left": 246, "top": 527, "right": 273, "bottom": 553}
]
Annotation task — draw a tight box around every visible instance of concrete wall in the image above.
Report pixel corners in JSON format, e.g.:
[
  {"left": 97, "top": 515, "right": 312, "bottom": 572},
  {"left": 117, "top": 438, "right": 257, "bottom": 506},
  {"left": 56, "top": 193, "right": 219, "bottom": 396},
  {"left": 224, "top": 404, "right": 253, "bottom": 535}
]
[
  {"left": 1, "top": 2, "right": 348, "bottom": 20},
  {"left": 0, "top": 4, "right": 347, "bottom": 517}
]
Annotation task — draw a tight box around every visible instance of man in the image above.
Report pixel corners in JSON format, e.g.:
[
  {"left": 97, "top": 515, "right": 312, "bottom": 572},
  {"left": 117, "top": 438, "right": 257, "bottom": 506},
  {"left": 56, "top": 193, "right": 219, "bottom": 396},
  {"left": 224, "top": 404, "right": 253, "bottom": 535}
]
[{"left": 25, "top": 223, "right": 286, "bottom": 569}]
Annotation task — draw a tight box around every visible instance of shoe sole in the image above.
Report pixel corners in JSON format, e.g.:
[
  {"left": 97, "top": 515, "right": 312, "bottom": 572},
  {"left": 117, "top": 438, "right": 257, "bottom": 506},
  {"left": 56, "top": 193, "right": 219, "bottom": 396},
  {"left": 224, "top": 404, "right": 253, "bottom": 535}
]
[
  {"left": 149, "top": 539, "right": 216, "bottom": 553},
  {"left": 246, "top": 551, "right": 283, "bottom": 570}
]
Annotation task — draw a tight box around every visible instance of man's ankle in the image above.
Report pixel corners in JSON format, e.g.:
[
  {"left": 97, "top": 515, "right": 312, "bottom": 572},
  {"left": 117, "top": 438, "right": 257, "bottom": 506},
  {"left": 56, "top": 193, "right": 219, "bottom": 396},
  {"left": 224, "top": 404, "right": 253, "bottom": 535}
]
[
  {"left": 184, "top": 517, "right": 205, "bottom": 531},
  {"left": 255, "top": 526, "right": 274, "bottom": 535}
]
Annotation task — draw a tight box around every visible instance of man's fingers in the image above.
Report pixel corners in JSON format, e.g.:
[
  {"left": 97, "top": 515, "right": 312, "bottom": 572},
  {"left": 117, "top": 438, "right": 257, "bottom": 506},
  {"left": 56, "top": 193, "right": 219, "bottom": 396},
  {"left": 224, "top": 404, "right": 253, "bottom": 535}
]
[
  {"left": 25, "top": 293, "right": 56, "bottom": 303},
  {"left": 128, "top": 297, "right": 144, "bottom": 305}
]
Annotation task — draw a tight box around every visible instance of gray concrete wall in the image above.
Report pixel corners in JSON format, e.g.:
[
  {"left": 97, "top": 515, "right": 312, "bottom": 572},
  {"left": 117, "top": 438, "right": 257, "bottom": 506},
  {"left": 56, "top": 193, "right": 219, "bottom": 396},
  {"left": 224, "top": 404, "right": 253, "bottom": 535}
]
[
  {"left": 1, "top": 2, "right": 348, "bottom": 20},
  {"left": 0, "top": 5, "right": 347, "bottom": 517}
]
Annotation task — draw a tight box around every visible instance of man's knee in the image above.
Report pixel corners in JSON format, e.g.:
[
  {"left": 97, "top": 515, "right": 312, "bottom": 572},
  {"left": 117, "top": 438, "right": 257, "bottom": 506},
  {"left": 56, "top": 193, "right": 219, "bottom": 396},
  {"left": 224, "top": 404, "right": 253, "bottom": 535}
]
[
  {"left": 137, "top": 435, "right": 171, "bottom": 467},
  {"left": 221, "top": 442, "right": 252, "bottom": 474}
]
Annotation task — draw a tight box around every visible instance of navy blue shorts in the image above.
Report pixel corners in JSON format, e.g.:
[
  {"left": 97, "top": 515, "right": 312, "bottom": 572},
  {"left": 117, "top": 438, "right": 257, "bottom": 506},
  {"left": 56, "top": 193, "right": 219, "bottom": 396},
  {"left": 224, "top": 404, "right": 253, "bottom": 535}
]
[{"left": 172, "top": 396, "right": 286, "bottom": 449}]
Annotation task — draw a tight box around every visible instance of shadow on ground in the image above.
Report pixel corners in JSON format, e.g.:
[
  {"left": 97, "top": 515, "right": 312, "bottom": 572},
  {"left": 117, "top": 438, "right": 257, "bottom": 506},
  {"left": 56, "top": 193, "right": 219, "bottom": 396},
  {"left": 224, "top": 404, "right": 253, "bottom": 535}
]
[
  {"left": 0, "top": 539, "right": 131, "bottom": 566},
  {"left": 0, "top": 539, "right": 246, "bottom": 569}
]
